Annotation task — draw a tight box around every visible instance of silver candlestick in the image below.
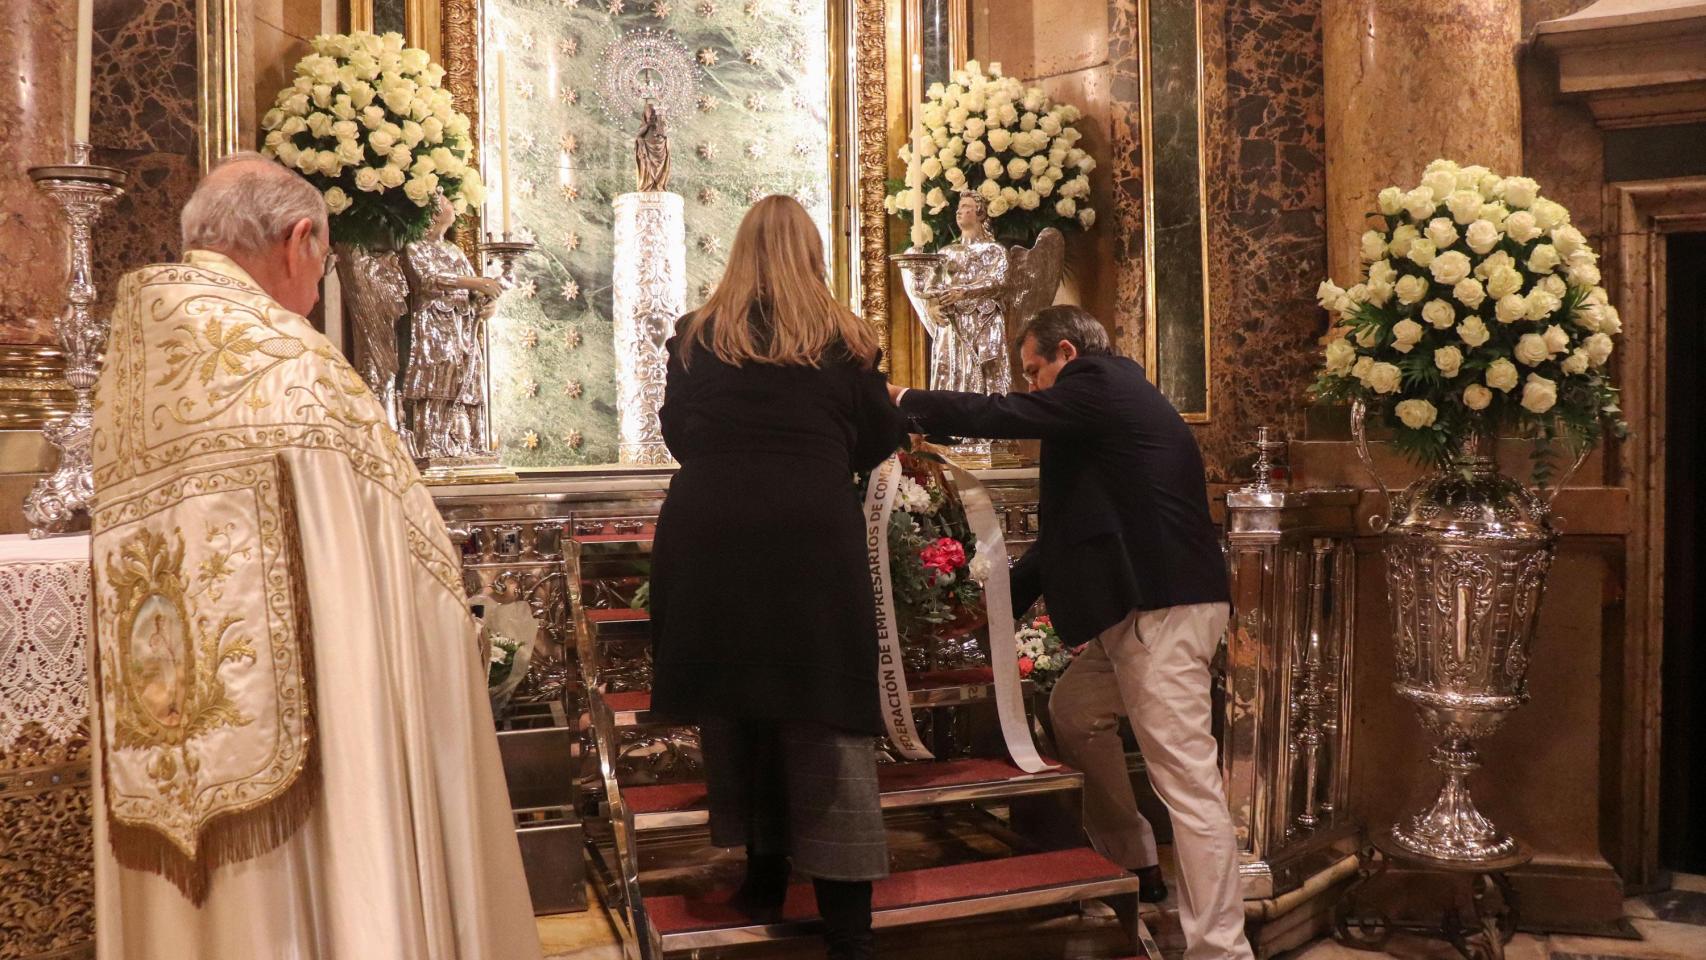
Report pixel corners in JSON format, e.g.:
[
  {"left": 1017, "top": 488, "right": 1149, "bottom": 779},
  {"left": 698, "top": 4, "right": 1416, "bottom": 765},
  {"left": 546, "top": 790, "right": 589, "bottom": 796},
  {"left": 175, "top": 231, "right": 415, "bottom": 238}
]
[
  {"left": 24, "top": 143, "right": 128, "bottom": 538},
  {"left": 1241, "top": 426, "right": 1287, "bottom": 494},
  {"left": 480, "top": 236, "right": 536, "bottom": 288}
]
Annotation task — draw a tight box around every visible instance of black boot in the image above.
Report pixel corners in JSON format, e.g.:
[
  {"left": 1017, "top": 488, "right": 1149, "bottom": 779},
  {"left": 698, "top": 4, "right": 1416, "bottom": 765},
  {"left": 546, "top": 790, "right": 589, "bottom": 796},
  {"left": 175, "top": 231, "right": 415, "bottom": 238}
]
[
  {"left": 812, "top": 877, "right": 875, "bottom": 960},
  {"left": 730, "top": 853, "right": 790, "bottom": 923},
  {"left": 1136, "top": 864, "right": 1168, "bottom": 903}
]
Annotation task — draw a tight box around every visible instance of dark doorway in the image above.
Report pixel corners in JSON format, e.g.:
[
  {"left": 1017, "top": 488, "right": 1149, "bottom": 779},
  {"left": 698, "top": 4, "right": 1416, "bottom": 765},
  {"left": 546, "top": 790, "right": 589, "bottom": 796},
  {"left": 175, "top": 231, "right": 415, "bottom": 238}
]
[{"left": 1661, "top": 231, "right": 1706, "bottom": 873}]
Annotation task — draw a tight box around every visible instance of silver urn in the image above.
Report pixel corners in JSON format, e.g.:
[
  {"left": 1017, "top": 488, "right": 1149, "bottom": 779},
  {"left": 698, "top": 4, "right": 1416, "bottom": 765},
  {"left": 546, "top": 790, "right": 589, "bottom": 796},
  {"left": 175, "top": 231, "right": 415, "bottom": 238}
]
[{"left": 1354, "top": 404, "right": 1565, "bottom": 862}]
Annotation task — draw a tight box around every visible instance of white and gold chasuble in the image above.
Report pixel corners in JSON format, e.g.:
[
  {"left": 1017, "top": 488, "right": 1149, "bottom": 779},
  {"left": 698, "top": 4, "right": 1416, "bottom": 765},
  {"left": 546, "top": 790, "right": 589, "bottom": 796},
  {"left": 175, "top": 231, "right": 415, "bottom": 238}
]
[{"left": 90, "top": 251, "right": 541, "bottom": 960}]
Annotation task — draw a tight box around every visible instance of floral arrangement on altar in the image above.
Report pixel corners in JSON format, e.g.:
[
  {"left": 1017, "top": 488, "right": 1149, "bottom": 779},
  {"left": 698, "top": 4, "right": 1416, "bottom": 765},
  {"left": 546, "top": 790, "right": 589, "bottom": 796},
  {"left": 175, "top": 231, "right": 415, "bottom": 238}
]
[
  {"left": 1015, "top": 615, "right": 1075, "bottom": 695},
  {"left": 260, "top": 30, "right": 486, "bottom": 250},
  {"left": 479, "top": 600, "right": 536, "bottom": 713},
  {"left": 883, "top": 59, "right": 1097, "bottom": 251},
  {"left": 1311, "top": 159, "right": 1628, "bottom": 478},
  {"left": 873, "top": 450, "right": 988, "bottom": 640}
]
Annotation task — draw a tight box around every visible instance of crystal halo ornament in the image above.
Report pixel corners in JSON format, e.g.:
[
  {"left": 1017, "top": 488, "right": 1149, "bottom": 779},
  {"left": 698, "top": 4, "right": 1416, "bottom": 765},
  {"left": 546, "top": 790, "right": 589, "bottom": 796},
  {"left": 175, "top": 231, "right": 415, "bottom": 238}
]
[{"left": 596, "top": 28, "right": 700, "bottom": 126}]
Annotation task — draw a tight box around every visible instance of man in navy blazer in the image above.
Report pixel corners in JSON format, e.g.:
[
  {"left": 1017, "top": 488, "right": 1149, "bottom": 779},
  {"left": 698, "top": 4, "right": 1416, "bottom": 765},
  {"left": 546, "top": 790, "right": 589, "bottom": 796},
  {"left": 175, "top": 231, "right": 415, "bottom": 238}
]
[{"left": 889, "top": 305, "right": 1251, "bottom": 960}]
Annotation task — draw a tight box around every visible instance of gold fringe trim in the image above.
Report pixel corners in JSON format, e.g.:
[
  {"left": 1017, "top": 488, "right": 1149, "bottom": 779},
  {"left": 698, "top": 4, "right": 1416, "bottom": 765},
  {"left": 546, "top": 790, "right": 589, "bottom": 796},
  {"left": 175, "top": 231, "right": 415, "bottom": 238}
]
[
  {"left": 104, "top": 455, "right": 323, "bottom": 906},
  {"left": 106, "top": 752, "right": 320, "bottom": 905}
]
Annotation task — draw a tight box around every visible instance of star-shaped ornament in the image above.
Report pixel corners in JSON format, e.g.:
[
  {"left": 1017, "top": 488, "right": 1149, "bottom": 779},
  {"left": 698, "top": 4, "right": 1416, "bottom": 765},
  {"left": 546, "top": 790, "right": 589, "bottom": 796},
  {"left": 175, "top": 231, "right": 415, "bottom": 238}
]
[
  {"left": 562, "top": 277, "right": 581, "bottom": 301},
  {"left": 697, "top": 48, "right": 719, "bottom": 67},
  {"left": 517, "top": 178, "right": 536, "bottom": 197},
  {"left": 564, "top": 231, "right": 582, "bottom": 252},
  {"left": 560, "top": 86, "right": 580, "bottom": 105},
  {"left": 516, "top": 278, "right": 538, "bottom": 299},
  {"left": 560, "top": 132, "right": 579, "bottom": 154},
  {"left": 697, "top": 234, "right": 722, "bottom": 255},
  {"left": 520, "top": 376, "right": 540, "bottom": 397},
  {"left": 564, "top": 380, "right": 584, "bottom": 399},
  {"left": 565, "top": 327, "right": 584, "bottom": 349},
  {"left": 560, "top": 36, "right": 581, "bottom": 56},
  {"left": 697, "top": 95, "right": 717, "bottom": 113},
  {"left": 520, "top": 327, "right": 540, "bottom": 349},
  {"left": 745, "top": 93, "right": 766, "bottom": 112},
  {"left": 521, "top": 430, "right": 541, "bottom": 450},
  {"left": 607, "top": 0, "right": 624, "bottom": 14},
  {"left": 651, "top": 0, "right": 671, "bottom": 15},
  {"left": 696, "top": 0, "right": 718, "bottom": 13},
  {"left": 697, "top": 142, "right": 717, "bottom": 161},
  {"left": 562, "top": 430, "right": 584, "bottom": 450},
  {"left": 697, "top": 187, "right": 718, "bottom": 205},
  {"left": 560, "top": 182, "right": 581, "bottom": 200},
  {"left": 745, "top": 140, "right": 766, "bottom": 159},
  {"left": 518, "top": 80, "right": 537, "bottom": 101}
]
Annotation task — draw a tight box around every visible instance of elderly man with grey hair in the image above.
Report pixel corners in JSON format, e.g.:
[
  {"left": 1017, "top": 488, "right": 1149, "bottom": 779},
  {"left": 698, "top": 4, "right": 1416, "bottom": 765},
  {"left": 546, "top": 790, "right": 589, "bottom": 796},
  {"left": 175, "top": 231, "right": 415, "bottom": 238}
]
[{"left": 87, "top": 152, "right": 542, "bottom": 960}]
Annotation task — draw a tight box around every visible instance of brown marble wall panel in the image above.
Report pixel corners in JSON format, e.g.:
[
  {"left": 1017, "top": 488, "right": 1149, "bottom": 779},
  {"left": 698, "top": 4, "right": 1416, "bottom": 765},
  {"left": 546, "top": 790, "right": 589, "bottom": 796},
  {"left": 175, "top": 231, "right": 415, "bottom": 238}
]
[
  {"left": 1322, "top": 0, "right": 1523, "bottom": 283},
  {"left": 90, "top": 0, "right": 198, "bottom": 154},
  {"left": 1522, "top": 0, "right": 1605, "bottom": 243},
  {"left": 1195, "top": 0, "right": 1327, "bottom": 481},
  {"left": 0, "top": 0, "right": 77, "bottom": 345},
  {"left": 90, "top": 151, "right": 196, "bottom": 315},
  {"left": 1108, "top": 0, "right": 1146, "bottom": 359}
]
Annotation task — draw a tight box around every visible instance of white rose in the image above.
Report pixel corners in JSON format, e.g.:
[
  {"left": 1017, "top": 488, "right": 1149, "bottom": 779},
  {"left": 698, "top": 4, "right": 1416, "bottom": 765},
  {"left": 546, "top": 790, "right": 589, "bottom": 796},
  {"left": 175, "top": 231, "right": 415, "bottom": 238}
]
[
  {"left": 1055, "top": 197, "right": 1077, "bottom": 218},
  {"left": 1542, "top": 324, "right": 1570, "bottom": 356},
  {"left": 334, "top": 140, "right": 365, "bottom": 166},
  {"left": 1342, "top": 284, "right": 1370, "bottom": 320},
  {"left": 275, "top": 142, "right": 301, "bottom": 166},
  {"left": 1356, "top": 325, "right": 1379, "bottom": 348},
  {"left": 311, "top": 83, "right": 334, "bottom": 108},
  {"left": 1019, "top": 188, "right": 1041, "bottom": 210},
  {"left": 1407, "top": 238, "right": 1438, "bottom": 268},
  {"left": 1352, "top": 356, "right": 1376, "bottom": 383},
  {"left": 330, "top": 97, "right": 357, "bottom": 121},
  {"left": 1446, "top": 189, "right": 1484, "bottom": 225},
  {"left": 1429, "top": 250, "right": 1472, "bottom": 285},
  {"left": 1463, "top": 383, "right": 1493, "bottom": 410},
  {"left": 331, "top": 118, "right": 359, "bottom": 140},
  {"left": 1566, "top": 259, "right": 1601, "bottom": 288},
  {"left": 264, "top": 129, "right": 286, "bottom": 149},
  {"left": 1076, "top": 154, "right": 1097, "bottom": 174},
  {"left": 1551, "top": 225, "right": 1587, "bottom": 257},
  {"left": 1486, "top": 358, "right": 1519, "bottom": 392},
  {"left": 1403, "top": 187, "right": 1437, "bottom": 221},
  {"left": 1039, "top": 115, "right": 1062, "bottom": 136},
  {"left": 1396, "top": 398, "right": 1439, "bottom": 430},
  {"left": 1029, "top": 155, "right": 1049, "bottom": 177},
  {"left": 1378, "top": 186, "right": 1404, "bottom": 216},
  {"left": 403, "top": 176, "right": 433, "bottom": 205},
  {"left": 1366, "top": 278, "right": 1394, "bottom": 307},
  {"left": 1561, "top": 350, "right": 1590, "bottom": 375},
  {"left": 1388, "top": 224, "right": 1419, "bottom": 258},
  {"left": 1423, "top": 170, "right": 1457, "bottom": 201},
  {"left": 1453, "top": 277, "right": 1487, "bottom": 309},
  {"left": 1424, "top": 158, "right": 1460, "bottom": 176},
  {"left": 401, "top": 120, "right": 425, "bottom": 148},
  {"left": 1527, "top": 244, "right": 1562, "bottom": 273},
  {"left": 323, "top": 186, "right": 352, "bottom": 214},
  {"left": 354, "top": 166, "right": 383, "bottom": 192},
  {"left": 1539, "top": 274, "right": 1567, "bottom": 299},
  {"left": 411, "top": 154, "right": 437, "bottom": 176},
  {"left": 988, "top": 196, "right": 1012, "bottom": 217},
  {"left": 1500, "top": 176, "right": 1541, "bottom": 209},
  {"left": 1434, "top": 345, "right": 1464, "bottom": 378},
  {"left": 1425, "top": 217, "right": 1459, "bottom": 250},
  {"left": 401, "top": 48, "right": 431, "bottom": 74},
  {"left": 306, "top": 112, "right": 334, "bottom": 138},
  {"left": 1532, "top": 198, "right": 1569, "bottom": 231},
  {"left": 1458, "top": 315, "right": 1492, "bottom": 348},
  {"left": 965, "top": 139, "right": 987, "bottom": 162},
  {"left": 378, "top": 165, "right": 406, "bottom": 189},
  {"left": 1515, "top": 333, "right": 1550, "bottom": 367},
  {"left": 1324, "top": 338, "right": 1357, "bottom": 374},
  {"left": 1369, "top": 259, "right": 1397, "bottom": 286},
  {"left": 1422, "top": 298, "right": 1457, "bottom": 329},
  {"left": 348, "top": 81, "right": 376, "bottom": 108},
  {"left": 1480, "top": 201, "right": 1511, "bottom": 226},
  {"left": 978, "top": 179, "right": 1000, "bottom": 201},
  {"left": 1007, "top": 157, "right": 1029, "bottom": 179},
  {"left": 388, "top": 144, "right": 412, "bottom": 167},
  {"left": 1396, "top": 275, "right": 1429, "bottom": 305},
  {"left": 920, "top": 157, "right": 943, "bottom": 179},
  {"left": 1584, "top": 332, "right": 1614, "bottom": 366},
  {"left": 1391, "top": 318, "right": 1425, "bottom": 352},
  {"left": 910, "top": 222, "right": 934, "bottom": 247},
  {"left": 315, "top": 151, "right": 342, "bottom": 177},
  {"left": 1317, "top": 280, "right": 1347, "bottom": 311},
  {"left": 1078, "top": 208, "right": 1096, "bottom": 228},
  {"left": 1521, "top": 374, "right": 1558, "bottom": 413},
  {"left": 983, "top": 157, "right": 1004, "bottom": 179},
  {"left": 1487, "top": 266, "right": 1524, "bottom": 299},
  {"left": 1600, "top": 304, "right": 1623, "bottom": 335},
  {"left": 1366, "top": 362, "right": 1403, "bottom": 395},
  {"left": 1496, "top": 294, "right": 1529, "bottom": 325},
  {"left": 1524, "top": 289, "right": 1561, "bottom": 322},
  {"left": 360, "top": 104, "right": 386, "bottom": 129},
  {"left": 926, "top": 187, "right": 948, "bottom": 212},
  {"left": 987, "top": 128, "right": 1014, "bottom": 152},
  {"left": 965, "top": 117, "right": 987, "bottom": 141},
  {"left": 1573, "top": 301, "right": 1603, "bottom": 332},
  {"left": 1464, "top": 219, "right": 1502, "bottom": 255},
  {"left": 1505, "top": 210, "right": 1542, "bottom": 243},
  {"left": 945, "top": 166, "right": 967, "bottom": 186}
]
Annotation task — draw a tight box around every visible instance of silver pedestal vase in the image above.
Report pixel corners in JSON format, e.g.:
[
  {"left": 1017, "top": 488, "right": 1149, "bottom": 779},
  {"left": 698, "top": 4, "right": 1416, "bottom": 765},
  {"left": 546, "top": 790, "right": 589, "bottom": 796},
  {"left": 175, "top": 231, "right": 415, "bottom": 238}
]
[
  {"left": 1352, "top": 402, "right": 1577, "bottom": 862},
  {"left": 23, "top": 144, "right": 128, "bottom": 538}
]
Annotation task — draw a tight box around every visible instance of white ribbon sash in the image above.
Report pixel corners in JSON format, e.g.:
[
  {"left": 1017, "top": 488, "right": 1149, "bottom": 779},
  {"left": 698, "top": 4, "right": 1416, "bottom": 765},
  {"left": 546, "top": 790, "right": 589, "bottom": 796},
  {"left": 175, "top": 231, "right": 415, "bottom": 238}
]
[{"left": 863, "top": 454, "right": 1053, "bottom": 772}]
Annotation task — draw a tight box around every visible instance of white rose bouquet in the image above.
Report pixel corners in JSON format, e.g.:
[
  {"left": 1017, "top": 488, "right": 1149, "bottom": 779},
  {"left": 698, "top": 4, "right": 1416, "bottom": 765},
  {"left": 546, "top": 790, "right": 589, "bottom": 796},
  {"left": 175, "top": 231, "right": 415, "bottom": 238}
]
[
  {"left": 1311, "top": 159, "right": 1627, "bottom": 479},
  {"left": 260, "top": 31, "right": 486, "bottom": 250},
  {"left": 883, "top": 59, "right": 1097, "bottom": 251}
]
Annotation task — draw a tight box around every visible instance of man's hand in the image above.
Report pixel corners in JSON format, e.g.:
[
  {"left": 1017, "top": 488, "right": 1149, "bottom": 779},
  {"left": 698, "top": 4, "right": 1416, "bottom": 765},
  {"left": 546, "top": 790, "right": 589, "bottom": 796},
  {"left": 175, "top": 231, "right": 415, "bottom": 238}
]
[{"left": 887, "top": 382, "right": 906, "bottom": 405}]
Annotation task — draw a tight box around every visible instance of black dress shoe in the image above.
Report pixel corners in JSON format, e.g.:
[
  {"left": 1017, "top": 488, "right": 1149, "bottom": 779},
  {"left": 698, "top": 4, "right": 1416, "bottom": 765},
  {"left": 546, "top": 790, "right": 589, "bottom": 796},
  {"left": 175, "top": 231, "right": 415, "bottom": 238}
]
[
  {"left": 729, "top": 854, "right": 790, "bottom": 923},
  {"left": 1136, "top": 864, "right": 1168, "bottom": 903}
]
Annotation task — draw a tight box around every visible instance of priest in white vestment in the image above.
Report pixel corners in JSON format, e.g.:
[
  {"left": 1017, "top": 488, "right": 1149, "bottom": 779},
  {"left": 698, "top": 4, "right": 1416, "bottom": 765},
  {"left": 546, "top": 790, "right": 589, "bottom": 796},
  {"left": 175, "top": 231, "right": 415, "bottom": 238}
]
[{"left": 88, "top": 152, "right": 542, "bottom": 960}]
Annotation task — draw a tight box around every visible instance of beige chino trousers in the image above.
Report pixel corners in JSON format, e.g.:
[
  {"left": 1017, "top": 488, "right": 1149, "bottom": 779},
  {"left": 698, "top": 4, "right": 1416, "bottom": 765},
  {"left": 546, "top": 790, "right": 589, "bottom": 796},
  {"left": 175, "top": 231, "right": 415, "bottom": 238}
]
[{"left": 1048, "top": 602, "right": 1254, "bottom": 960}]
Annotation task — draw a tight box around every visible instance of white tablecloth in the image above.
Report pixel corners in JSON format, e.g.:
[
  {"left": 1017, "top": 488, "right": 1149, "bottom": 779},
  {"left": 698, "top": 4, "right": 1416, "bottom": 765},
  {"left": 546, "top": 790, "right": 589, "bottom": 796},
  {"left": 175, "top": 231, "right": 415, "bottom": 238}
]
[{"left": 0, "top": 532, "right": 91, "bottom": 749}]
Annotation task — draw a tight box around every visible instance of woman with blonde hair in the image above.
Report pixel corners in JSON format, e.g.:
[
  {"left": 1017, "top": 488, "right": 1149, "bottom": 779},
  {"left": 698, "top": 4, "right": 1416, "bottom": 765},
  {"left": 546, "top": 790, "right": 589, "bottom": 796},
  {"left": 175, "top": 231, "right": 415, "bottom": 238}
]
[{"left": 649, "top": 195, "right": 907, "bottom": 959}]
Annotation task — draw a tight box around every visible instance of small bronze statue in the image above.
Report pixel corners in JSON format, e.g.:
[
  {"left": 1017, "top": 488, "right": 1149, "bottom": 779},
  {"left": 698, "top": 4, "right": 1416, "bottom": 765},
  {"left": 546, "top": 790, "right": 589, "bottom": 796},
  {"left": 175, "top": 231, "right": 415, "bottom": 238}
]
[{"left": 635, "top": 102, "right": 671, "bottom": 192}]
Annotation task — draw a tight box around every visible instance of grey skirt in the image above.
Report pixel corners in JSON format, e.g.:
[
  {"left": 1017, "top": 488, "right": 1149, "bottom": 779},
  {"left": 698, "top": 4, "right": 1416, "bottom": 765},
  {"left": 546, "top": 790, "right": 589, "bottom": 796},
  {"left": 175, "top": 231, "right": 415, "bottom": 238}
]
[{"left": 699, "top": 717, "right": 890, "bottom": 882}]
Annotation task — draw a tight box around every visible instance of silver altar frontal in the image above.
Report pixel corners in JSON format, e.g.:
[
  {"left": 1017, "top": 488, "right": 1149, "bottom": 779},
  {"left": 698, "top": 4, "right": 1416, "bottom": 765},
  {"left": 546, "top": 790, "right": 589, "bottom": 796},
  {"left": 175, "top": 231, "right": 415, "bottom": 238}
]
[{"left": 612, "top": 192, "right": 685, "bottom": 466}]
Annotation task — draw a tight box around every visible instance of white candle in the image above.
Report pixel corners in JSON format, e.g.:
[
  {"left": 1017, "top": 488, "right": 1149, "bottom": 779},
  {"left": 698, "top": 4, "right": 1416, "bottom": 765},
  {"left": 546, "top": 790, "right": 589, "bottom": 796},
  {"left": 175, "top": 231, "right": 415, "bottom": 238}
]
[
  {"left": 73, "top": 0, "right": 93, "bottom": 145},
  {"left": 908, "top": 124, "right": 924, "bottom": 247},
  {"left": 496, "top": 48, "right": 512, "bottom": 237}
]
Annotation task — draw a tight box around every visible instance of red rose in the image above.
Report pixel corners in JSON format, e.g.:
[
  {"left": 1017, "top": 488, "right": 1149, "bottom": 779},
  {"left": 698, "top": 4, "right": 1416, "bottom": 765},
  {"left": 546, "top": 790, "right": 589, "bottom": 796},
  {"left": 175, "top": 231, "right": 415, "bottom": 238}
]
[
  {"left": 919, "top": 537, "right": 967, "bottom": 576},
  {"left": 1018, "top": 656, "right": 1034, "bottom": 677},
  {"left": 1034, "top": 615, "right": 1052, "bottom": 627}
]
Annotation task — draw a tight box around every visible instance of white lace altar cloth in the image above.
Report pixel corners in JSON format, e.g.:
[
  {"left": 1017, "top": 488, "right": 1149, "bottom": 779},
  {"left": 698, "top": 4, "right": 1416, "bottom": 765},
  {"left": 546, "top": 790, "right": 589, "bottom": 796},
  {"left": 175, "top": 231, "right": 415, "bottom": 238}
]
[{"left": 0, "top": 534, "right": 92, "bottom": 749}]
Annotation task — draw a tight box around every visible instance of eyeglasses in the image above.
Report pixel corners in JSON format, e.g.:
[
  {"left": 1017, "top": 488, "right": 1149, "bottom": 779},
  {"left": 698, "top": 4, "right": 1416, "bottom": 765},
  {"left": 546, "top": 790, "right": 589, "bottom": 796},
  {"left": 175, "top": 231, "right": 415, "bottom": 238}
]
[{"left": 320, "top": 243, "right": 336, "bottom": 277}]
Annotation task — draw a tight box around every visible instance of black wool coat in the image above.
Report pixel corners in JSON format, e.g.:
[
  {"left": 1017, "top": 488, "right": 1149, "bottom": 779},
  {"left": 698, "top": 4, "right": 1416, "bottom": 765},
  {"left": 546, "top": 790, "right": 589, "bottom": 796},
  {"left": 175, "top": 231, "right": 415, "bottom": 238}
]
[
  {"left": 648, "top": 330, "right": 909, "bottom": 736},
  {"left": 898, "top": 353, "right": 1229, "bottom": 644}
]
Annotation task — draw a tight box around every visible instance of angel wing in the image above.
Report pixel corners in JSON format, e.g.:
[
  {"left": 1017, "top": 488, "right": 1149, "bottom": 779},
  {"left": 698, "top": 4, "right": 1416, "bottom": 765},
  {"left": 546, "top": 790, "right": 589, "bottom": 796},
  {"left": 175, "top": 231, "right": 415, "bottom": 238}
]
[{"left": 1003, "top": 227, "right": 1065, "bottom": 335}]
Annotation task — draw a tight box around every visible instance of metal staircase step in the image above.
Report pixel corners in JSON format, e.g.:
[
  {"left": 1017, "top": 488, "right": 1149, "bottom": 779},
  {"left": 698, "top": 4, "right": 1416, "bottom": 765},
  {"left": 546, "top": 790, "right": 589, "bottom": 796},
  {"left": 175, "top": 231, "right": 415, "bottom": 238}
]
[
  {"left": 643, "top": 848, "right": 1142, "bottom": 953},
  {"left": 625, "top": 757, "right": 1081, "bottom": 831},
  {"left": 601, "top": 667, "right": 1025, "bottom": 727}
]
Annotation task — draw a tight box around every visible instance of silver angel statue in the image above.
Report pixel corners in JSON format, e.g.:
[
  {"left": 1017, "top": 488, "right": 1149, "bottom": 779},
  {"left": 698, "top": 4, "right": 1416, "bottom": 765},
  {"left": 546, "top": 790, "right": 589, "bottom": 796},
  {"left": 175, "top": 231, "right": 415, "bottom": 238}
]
[
  {"left": 334, "top": 245, "right": 410, "bottom": 436},
  {"left": 897, "top": 193, "right": 1065, "bottom": 397},
  {"left": 401, "top": 194, "right": 503, "bottom": 465}
]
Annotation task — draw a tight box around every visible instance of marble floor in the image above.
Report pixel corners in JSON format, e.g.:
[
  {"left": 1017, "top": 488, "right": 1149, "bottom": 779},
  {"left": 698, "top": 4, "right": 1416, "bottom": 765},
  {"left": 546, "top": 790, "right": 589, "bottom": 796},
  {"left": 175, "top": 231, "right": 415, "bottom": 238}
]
[{"left": 536, "top": 873, "right": 1706, "bottom": 960}]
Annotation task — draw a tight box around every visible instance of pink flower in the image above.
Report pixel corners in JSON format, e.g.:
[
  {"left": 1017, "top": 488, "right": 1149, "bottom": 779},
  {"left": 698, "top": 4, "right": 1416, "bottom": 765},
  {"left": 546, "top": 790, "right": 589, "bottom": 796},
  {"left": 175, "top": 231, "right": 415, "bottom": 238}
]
[{"left": 1018, "top": 656, "right": 1035, "bottom": 678}]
